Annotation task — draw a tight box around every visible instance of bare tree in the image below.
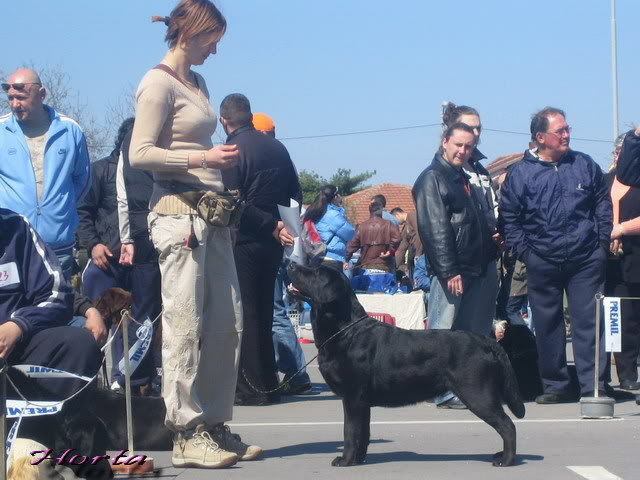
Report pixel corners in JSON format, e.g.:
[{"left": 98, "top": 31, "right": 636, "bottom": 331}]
[{"left": 1, "top": 64, "right": 112, "bottom": 161}]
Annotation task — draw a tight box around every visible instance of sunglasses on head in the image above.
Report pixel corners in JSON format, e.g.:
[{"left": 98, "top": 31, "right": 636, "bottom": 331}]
[{"left": 1, "top": 82, "right": 41, "bottom": 92}]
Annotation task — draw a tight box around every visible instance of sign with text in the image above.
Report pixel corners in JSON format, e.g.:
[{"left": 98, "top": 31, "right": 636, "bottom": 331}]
[{"left": 603, "top": 297, "right": 622, "bottom": 353}]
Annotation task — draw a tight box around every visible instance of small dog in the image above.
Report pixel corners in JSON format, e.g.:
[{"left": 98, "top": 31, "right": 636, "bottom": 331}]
[
  {"left": 288, "top": 262, "right": 525, "bottom": 467},
  {"left": 95, "top": 287, "right": 133, "bottom": 328},
  {"left": 493, "top": 320, "right": 543, "bottom": 400}
]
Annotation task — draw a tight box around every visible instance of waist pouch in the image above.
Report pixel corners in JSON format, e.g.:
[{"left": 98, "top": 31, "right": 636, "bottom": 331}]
[{"left": 159, "top": 182, "right": 245, "bottom": 228}]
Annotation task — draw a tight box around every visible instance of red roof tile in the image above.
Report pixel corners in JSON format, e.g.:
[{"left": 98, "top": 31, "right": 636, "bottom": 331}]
[
  {"left": 343, "top": 183, "right": 415, "bottom": 226},
  {"left": 486, "top": 153, "right": 524, "bottom": 179}
]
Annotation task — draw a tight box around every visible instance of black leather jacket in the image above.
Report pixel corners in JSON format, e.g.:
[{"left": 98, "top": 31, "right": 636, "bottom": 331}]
[{"left": 412, "top": 152, "right": 496, "bottom": 279}]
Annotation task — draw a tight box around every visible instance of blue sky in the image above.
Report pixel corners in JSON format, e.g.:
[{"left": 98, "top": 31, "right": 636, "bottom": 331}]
[{"left": 2, "top": 1, "right": 639, "bottom": 186}]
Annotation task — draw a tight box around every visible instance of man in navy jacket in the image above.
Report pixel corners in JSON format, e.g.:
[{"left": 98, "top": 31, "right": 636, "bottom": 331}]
[
  {"left": 0, "top": 208, "right": 101, "bottom": 399},
  {"left": 500, "top": 107, "right": 612, "bottom": 404}
]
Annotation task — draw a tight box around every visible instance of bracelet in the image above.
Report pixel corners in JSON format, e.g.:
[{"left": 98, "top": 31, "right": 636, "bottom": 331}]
[{"left": 200, "top": 151, "right": 207, "bottom": 169}]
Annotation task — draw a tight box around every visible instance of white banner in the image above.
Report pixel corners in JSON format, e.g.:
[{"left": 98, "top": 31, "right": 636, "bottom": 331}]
[
  {"left": 117, "top": 318, "right": 153, "bottom": 375},
  {"left": 603, "top": 297, "right": 622, "bottom": 353},
  {"left": 5, "top": 400, "right": 65, "bottom": 418},
  {"left": 6, "top": 413, "right": 22, "bottom": 469},
  {"left": 12, "top": 365, "right": 93, "bottom": 383}
]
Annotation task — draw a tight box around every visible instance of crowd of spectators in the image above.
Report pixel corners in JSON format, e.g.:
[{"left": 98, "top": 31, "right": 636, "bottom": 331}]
[{"left": 3, "top": 0, "right": 640, "bottom": 471}]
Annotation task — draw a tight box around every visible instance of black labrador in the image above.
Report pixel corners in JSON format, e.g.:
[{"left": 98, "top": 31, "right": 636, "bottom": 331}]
[{"left": 287, "top": 262, "right": 525, "bottom": 467}]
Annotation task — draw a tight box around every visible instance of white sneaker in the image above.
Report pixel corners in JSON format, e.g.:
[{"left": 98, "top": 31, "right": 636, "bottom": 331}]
[
  {"left": 210, "top": 424, "right": 263, "bottom": 461},
  {"left": 172, "top": 426, "right": 238, "bottom": 468}
]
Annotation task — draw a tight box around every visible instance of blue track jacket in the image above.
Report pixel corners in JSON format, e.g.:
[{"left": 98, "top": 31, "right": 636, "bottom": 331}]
[
  {"left": 499, "top": 149, "right": 612, "bottom": 265},
  {"left": 0, "top": 105, "right": 91, "bottom": 251},
  {"left": 0, "top": 208, "right": 73, "bottom": 343}
]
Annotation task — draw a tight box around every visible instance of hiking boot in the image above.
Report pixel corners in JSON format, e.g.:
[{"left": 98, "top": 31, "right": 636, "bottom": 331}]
[
  {"left": 210, "top": 424, "right": 263, "bottom": 461},
  {"left": 172, "top": 426, "right": 239, "bottom": 468}
]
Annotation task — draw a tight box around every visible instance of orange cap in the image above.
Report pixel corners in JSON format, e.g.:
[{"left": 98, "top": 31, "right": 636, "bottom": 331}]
[{"left": 252, "top": 113, "right": 275, "bottom": 132}]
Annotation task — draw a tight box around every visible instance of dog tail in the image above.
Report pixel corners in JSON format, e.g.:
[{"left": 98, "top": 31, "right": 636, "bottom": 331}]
[{"left": 490, "top": 340, "right": 526, "bottom": 418}]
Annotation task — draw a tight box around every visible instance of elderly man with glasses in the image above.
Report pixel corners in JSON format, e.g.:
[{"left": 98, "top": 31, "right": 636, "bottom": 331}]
[
  {"left": 499, "top": 107, "right": 612, "bottom": 404},
  {"left": 0, "top": 68, "right": 90, "bottom": 280}
]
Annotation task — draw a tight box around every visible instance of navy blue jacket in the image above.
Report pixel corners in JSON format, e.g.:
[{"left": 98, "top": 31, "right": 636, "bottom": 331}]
[
  {"left": 0, "top": 208, "right": 73, "bottom": 343},
  {"left": 499, "top": 149, "right": 612, "bottom": 265}
]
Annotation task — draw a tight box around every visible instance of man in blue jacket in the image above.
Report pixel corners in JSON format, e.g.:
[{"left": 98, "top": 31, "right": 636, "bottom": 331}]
[
  {"left": 500, "top": 107, "right": 612, "bottom": 404},
  {"left": 0, "top": 68, "right": 91, "bottom": 279},
  {"left": 0, "top": 208, "right": 102, "bottom": 399}
]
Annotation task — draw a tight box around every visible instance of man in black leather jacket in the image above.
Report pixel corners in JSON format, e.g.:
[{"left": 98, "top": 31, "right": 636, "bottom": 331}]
[{"left": 412, "top": 123, "right": 497, "bottom": 408}]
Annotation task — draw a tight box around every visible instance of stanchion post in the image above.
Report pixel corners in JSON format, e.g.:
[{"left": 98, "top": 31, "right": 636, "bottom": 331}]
[
  {"left": 122, "top": 312, "right": 135, "bottom": 456},
  {"left": 0, "top": 357, "right": 6, "bottom": 480},
  {"left": 594, "top": 293, "right": 604, "bottom": 398}
]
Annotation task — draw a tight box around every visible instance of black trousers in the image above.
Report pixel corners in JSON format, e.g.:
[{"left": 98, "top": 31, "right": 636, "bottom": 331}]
[
  {"left": 234, "top": 241, "right": 283, "bottom": 401},
  {"left": 605, "top": 262, "right": 640, "bottom": 383},
  {"left": 527, "top": 247, "right": 607, "bottom": 395},
  {"left": 7, "top": 326, "right": 103, "bottom": 401}
]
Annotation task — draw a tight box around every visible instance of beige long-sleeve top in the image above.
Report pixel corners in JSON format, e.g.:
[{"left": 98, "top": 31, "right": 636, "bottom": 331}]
[{"left": 129, "top": 68, "right": 224, "bottom": 214}]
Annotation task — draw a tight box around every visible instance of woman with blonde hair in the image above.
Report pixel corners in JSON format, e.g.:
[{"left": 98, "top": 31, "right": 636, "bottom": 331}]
[{"left": 129, "top": 0, "right": 260, "bottom": 469}]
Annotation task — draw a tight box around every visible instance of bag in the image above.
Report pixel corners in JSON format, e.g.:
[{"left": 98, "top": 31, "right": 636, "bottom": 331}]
[
  {"left": 180, "top": 190, "right": 245, "bottom": 228},
  {"left": 159, "top": 181, "right": 245, "bottom": 228},
  {"left": 301, "top": 220, "right": 327, "bottom": 260}
]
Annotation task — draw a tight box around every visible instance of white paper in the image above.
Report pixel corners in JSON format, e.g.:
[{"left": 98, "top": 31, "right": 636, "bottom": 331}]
[
  {"left": 278, "top": 199, "right": 306, "bottom": 264},
  {"left": 603, "top": 297, "right": 622, "bottom": 352}
]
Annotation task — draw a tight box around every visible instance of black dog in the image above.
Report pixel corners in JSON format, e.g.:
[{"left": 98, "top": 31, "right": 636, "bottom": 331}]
[
  {"left": 288, "top": 263, "right": 525, "bottom": 467},
  {"left": 494, "top": 320, "right": 544, "bottom": 401},
  {"left": 90, "top": 388, "right": 173, "bottom": 451}
]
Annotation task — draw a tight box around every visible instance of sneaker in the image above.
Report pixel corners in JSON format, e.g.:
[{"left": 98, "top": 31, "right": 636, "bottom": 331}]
[
  {"left": 436, "top": 395, "right": 467, "bottom": 409},
  {"left": 210, "top": 424, "right": 262, "bottom": 461},
  {"left": 619, "top": 380, "right": 640, "bottom": 391},
  {"left": 280, "top": 382, "right": 315, "bottom": 396},
  {"left": 172, "top": 426, "right": 239, "bottom": 468}
]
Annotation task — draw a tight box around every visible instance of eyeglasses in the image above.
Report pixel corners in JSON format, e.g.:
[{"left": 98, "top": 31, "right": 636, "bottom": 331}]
[
  {"left": 546, "top": 126, "right": 571, "bottom": 137},
  {"left": 1, "top": 82, "right": 41, "bottom": 92}
]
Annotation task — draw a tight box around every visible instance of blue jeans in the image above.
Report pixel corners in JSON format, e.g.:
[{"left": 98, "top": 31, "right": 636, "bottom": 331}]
[
  {"left": 272, "top": 264, "right": 311, "bottom": 386},
  {"left": 506, "top": 295, "right": 529, "bottom": 326},
  {"left": 55, "top": 248, "right": 75, "bottom": 281},
  {"left": 428, "top": 260, "right": 498, "bottom": 335},
  {"left": 428, "top": 260, "right": 498, "bottom": 403}
]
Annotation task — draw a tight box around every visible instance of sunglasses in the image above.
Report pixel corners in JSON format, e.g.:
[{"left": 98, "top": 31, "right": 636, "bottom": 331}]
[{"left": 1, "top": 82, "right": 41, "bottom": 92}]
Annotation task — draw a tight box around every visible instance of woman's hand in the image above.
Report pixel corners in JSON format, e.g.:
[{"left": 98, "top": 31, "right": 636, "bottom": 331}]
[
  {"left": 205, "top": 144, "right": 239, "bottom": 169},
  {"left": 611, "top": 223, "right": 625, "bottom": 240},
  {"left": 610, "top": 239, "right": 622, "bottom": 256}
]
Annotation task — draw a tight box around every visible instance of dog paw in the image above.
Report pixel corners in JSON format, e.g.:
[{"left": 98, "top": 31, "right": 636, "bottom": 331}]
[
  {"left": 492, "top": 451, "right": 514, "bottom": 467},
  {"left": 331, "top": 456, "right": 356, "bottom": 467}
]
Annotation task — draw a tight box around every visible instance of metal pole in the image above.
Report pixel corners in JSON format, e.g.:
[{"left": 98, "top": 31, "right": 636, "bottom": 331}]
[
  {"left": 122, "top": 313, "right": 135, "bottom": 455},
  {"left": 594, "top": 293, "right": 604, "bottom": 398},
  {"left": 0, "top": 357, "right": 6, "bottom": 480},
  {"left": 611, "top": 0, "right": 620, "bottom": 140}
]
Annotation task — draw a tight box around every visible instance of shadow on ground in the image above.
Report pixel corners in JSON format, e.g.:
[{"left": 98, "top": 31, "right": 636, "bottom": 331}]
[{"left": 264, "top": 440, "right": 543, "bottom": 467}]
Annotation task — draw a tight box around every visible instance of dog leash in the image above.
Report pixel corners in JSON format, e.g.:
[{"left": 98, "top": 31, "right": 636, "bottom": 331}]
[{"left": 242, "top": 313, "right": 370, "bottom": 395}]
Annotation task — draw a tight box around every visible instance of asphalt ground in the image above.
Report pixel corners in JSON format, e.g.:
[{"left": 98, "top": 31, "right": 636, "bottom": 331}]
[{"left": 113, "top": 343, "right": 640, "bottom": 480}]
